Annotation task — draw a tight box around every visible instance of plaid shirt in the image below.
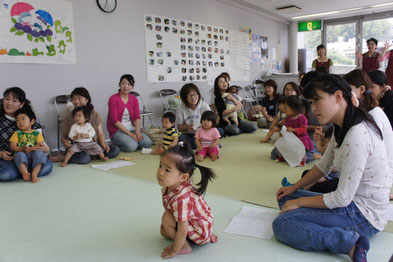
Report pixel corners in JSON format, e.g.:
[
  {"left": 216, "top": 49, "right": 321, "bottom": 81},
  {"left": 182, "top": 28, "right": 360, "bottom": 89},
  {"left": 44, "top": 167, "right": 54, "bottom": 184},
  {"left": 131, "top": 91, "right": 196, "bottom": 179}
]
[
  {"left": 162, "top": 180, "right": 214, "bottom": 244},
  {"left": 0, "top": 115, "right": 42, "bottom": 152}
]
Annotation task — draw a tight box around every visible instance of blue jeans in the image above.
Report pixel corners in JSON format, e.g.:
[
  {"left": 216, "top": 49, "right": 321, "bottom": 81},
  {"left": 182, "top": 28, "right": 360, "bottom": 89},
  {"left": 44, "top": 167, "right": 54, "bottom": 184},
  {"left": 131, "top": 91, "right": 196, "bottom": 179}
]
[
  {"left": 179, "top": 133, "right": 196, "bottom": 149},
  {"left": 0, "top": 158, "right": 53, "bottom": 182},
  {"left": 68, "top": 144, "right": 121, "bottom": 164},
  {"left": 224, "top": 119, "right": 257, "bottom": 136},
  {"left": 14, "top": 151, "right": 47, "bottom": 172},
  {"left": 111, "top": 131, "right": 152, "bottom": 152},
  {"left": 273, "top": 190, "right": 379, "bottom": 254}
]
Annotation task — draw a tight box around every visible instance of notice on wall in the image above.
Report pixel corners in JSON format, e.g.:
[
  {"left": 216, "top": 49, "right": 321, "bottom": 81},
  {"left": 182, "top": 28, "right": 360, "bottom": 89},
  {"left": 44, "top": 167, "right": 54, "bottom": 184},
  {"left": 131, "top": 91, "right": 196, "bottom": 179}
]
[
  {"left": 229, "top": 30, "right": 251, "bottom": 82},
  {"left": 0, "top": 0, "right": 76, "bottom": 64}
]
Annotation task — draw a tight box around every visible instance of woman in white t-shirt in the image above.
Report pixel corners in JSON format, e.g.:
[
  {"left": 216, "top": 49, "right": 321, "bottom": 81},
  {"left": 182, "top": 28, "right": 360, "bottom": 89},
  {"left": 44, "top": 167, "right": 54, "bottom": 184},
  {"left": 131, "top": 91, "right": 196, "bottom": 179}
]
[
  {"left": 273, "top": 74, "right": 390, "bottom": 262},
  {"left": 176, "top": 83, "right": 211, "bottom": 149}
]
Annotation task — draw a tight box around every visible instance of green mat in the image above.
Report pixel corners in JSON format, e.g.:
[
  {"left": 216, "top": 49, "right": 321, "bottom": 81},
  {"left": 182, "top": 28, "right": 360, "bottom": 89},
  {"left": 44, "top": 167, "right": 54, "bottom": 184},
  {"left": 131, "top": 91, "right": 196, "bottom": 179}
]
[{"left": 102, "top": 130, "right": 393, "bottom": 233}]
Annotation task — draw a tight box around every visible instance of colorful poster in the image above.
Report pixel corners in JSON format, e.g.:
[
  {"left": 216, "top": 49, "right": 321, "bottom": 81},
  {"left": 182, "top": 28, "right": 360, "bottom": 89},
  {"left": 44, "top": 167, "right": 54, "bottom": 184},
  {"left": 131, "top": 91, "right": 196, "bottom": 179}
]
[
  {"left": 144, "top": 14, "right": 230, "bottom": 83},
  {"left": 251, "top": 34, "right": 262, "bottom": 62},
  {"left": 0, "top": 0, "right": 76, "bottom": 64}
]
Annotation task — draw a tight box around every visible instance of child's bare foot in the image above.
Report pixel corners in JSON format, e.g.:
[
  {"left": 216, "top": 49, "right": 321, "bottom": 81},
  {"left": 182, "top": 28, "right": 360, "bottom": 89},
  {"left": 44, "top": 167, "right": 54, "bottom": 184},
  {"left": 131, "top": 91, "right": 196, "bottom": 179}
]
[
  {"left": 61, "top": 162, "right": 67, "bottom": 167},
  {"left": 49, "top": 154, "right": 65, "bottom": 163},
  {"left": 31, "top": 174, "right": 40, "bottom": 183},
  {"left": 210, "top": 234, "right": 218, "bottom": 243},
  {"left": 102, "top": 157, "right": 109, "bottom": 161},
  {"left": 161, "top": 243, "right": 192, "bottom": 258},
  {"left": 196, "top": 155, "right": 204, "bottom": 162},
  {"left": 211, "top": 154, "right": 218, "bottom": 161},
  {"left": 390, "top": 193, "right": 393, "bottom": 201},
  {"left": 22, "top": 172, "right": 31, "bottom": 182},
  {"left": 260, "top": 138, "right": 269, "bottom": 143}
]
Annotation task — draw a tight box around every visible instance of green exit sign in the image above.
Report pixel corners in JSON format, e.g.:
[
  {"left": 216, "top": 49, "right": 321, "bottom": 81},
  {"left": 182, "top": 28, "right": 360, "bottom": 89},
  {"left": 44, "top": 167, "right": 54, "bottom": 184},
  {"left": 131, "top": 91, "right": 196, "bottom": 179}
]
[{"left": 298, "top": 20, "right": 322, "bottom": 32}]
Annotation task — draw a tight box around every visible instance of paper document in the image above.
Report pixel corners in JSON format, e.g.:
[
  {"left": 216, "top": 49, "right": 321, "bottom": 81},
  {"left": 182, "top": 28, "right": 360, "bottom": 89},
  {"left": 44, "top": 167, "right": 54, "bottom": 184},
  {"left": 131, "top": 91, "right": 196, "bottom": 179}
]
[
  {"left": 388, "top": 204, "right": 393, "bottom": 222},
  {"left": 224, "top": 206, "right": 279, "bottom": 239},
  {"left": 91, "top": 161, "right": 135, "bottom": 171}
]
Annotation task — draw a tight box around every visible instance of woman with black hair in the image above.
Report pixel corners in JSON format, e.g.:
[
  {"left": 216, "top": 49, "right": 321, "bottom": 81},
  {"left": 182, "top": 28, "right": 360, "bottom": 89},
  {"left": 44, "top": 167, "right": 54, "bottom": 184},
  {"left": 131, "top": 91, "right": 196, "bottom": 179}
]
[
  {"left": 213, "top": 75, "right": 257, "bottom": 136},
  {"left": 55, "top": 87, "right": 120, "bottom": 164},
  {"left": 368, "top": 70, "right": 393, "bottom": 128},
  {"left": 0, "top": 87, "right": 52, "bottom": 181},
  {"left": 273, "top": 74, "right": 390, "bottom": 262}
]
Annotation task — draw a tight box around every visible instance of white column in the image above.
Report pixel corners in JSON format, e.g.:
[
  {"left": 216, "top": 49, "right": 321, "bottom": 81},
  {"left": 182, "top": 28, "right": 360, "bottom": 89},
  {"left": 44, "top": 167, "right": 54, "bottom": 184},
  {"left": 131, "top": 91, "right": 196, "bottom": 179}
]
[{"left": 289, "top": 21, "right": 298, "bottom": 73}]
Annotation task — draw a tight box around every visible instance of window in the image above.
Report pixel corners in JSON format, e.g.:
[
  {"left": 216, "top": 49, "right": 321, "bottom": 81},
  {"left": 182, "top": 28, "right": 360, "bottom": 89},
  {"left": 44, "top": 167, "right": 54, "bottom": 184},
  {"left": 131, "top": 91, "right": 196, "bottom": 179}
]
[
  {"left": 326, "top": 23, "right": 356, "bottom": 74},
  {"left": 297, "top": 30, "right": 321, "bottom": 73}
]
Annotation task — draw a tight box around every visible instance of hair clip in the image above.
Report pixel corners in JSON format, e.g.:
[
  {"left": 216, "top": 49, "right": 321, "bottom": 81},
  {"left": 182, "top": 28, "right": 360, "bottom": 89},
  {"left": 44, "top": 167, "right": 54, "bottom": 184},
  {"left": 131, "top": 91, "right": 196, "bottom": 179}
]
[
  {"left": 179, "top": 141, "right": 184, "bottom": 147},
  {"left": 365, "top": 89, "right": 372, "bottom": 95},
  {"left": 351, "top": 91, "right": 359, "bottom": 107}
]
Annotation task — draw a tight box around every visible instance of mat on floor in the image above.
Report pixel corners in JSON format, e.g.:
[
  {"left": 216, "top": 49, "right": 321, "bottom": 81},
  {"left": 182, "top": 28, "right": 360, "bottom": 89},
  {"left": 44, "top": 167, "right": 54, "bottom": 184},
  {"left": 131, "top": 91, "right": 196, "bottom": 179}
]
[{"left": 105, "top": 131, "right": 393, "bottom": 233}]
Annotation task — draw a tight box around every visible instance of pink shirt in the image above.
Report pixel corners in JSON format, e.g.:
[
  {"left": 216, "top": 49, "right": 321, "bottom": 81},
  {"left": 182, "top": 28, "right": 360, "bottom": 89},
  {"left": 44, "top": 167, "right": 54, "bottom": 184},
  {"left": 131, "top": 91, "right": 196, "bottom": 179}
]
[
  {"left": 107, "top": 93, "right": 140, "bottom": 138},
  {"left": 195, "top": 127, "right": 220, "bottom": 147}
]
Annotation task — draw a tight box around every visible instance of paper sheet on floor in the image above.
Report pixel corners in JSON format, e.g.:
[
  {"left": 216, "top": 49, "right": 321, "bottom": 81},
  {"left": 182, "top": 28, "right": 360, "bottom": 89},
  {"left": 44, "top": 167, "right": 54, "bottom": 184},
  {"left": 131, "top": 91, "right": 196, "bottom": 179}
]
[
  {"left": 224, "top": 206, "right": 279, "bottom": 239},
  {"left": 388, "top": 204, "right": 393, "bottom": 222},
  {"left": 91, "top": 161, "right": 135, "bottom": 171}
]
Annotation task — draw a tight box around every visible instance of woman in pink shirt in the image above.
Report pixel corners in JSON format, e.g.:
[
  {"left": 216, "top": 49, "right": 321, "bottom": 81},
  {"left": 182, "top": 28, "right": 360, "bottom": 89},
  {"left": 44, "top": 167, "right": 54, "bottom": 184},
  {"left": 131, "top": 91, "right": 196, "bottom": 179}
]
[
  {"left": 107, "top": 74, "right": 152, "bottom": 152},
  {"left": 379, "top": 41, "right": 393, "bottom": 87}
]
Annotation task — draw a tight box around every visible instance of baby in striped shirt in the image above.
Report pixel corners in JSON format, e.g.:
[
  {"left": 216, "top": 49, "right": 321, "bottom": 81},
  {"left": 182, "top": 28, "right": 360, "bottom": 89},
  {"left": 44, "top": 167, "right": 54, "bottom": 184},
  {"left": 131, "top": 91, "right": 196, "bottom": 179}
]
[
  {"left": 142, "top": 112, "right": 178, "bottom": 155},
  {"left": 157, "top": 142, "right": 218, "bottom": 259}
]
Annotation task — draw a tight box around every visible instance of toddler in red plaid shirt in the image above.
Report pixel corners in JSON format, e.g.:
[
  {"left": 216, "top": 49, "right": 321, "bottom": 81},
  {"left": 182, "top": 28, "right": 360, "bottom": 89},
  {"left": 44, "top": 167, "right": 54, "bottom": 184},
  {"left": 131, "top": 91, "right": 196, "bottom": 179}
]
[{"left": 157, "top": 142, "right": 218, "bottom": 259}]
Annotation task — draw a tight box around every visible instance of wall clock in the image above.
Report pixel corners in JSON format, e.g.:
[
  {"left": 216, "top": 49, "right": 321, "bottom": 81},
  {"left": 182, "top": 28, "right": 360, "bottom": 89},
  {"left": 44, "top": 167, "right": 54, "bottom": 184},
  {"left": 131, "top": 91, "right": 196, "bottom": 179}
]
[{"left": 97, "top": 0, "right": 117, "bottom": 13}]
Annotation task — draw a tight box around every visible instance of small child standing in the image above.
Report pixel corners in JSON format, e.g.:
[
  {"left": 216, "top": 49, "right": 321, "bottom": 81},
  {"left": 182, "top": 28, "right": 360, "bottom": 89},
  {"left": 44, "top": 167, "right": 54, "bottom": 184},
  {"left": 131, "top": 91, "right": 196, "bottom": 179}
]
[
  {"left": 142, "top": 112, "right": 178, "bottom": 155},
  {"left": 61, "top": 106, "right": 108, "bottom": 167},
  {"left": 158, "top": 142, "right": 218, "bottom": 259},
  {"left": 260, "top": 96, "right": 286, "bottom": 143},
  {"left": 195, "top": 111, "right": 221, "bottom": 161},
  {"left": 221, "top": 85, "right": 242, "bottom": 126},
  {"left": 275, "top": 95, "right": 313, "bottom": 166},
  {"left": 9, "top": 108, "right": 47, "bottom": 183}
]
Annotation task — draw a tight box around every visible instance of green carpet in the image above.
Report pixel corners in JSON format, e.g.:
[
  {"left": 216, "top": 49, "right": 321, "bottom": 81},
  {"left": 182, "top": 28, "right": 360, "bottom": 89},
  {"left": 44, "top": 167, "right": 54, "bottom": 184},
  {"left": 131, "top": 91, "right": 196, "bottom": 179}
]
[
  {"left": 105, "top": 130, "right": 393, "bottom": 233},
  {"left": 2, "top": 164, "right": 392, "bottom": 262}
]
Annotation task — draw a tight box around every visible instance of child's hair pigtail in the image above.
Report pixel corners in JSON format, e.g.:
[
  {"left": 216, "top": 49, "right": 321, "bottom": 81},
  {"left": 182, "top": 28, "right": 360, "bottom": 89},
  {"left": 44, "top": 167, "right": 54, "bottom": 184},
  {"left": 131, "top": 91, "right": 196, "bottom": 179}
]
[{"left": 194, "top": 163, "right": 216, "bottom": 195}]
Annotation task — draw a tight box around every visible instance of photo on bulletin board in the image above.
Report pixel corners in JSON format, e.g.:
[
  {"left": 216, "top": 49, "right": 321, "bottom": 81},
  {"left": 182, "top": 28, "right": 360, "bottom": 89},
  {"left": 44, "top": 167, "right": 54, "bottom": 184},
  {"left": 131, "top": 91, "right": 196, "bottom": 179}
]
[{"left": 261, "top": 36, "right": 268, "bottom": 59}]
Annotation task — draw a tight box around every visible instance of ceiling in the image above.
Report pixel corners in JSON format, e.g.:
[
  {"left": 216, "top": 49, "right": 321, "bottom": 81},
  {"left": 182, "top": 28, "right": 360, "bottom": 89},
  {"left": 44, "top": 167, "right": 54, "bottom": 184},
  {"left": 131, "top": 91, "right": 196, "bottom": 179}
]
[{"left": 221, "top": 0, "right": 393, "bottom": 22}]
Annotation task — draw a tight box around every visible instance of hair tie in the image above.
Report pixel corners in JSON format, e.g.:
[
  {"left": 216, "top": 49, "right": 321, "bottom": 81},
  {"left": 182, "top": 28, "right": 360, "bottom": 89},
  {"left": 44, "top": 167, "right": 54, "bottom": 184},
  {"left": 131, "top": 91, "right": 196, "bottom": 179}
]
[
  {"left": 365, "top": 89, "right": 373, "bottom": 95},
  {"left": 178, "top": 141, "right": 184, "bottom": 147}
]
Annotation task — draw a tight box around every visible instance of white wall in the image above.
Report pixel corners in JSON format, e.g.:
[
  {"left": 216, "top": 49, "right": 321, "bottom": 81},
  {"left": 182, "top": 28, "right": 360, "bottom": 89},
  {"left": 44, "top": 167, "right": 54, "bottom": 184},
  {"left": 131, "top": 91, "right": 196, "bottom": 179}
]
[{"left": 0, "top": 0, "right": 288, "bottom": 149}]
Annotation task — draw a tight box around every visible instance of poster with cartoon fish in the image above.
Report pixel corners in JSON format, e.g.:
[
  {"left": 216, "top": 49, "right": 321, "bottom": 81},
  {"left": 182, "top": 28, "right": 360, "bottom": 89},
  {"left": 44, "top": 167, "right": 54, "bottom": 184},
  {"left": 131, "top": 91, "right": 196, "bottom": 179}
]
[{"left": 0, "top": 0, "right": 76, "bottom": 64}]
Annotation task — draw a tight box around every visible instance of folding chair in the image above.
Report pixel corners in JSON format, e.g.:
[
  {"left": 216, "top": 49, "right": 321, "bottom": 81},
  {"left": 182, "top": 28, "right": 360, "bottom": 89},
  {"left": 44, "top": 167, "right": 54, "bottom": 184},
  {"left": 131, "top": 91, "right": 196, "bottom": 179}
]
[
  {"left": 236, "top": 86, "right": 259, "bottom": 118},
  {"left": 54, "top": 95, "right": 72, "bottom": 151},
  {"left": 130, "top": 91, "right": 154, "bottom": 127},
  {"left": 159, "top": 89, "right": 179, "bottom": 113}
]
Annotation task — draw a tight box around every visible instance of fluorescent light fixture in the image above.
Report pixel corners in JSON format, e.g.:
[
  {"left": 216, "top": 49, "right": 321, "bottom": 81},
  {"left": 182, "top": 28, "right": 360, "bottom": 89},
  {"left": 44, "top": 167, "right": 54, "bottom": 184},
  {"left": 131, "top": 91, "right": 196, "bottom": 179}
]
[
  {"left": 370, "top": 2, "right": 393, "bottom": 8},
  {"left": 292, "top": 7, "right": 363, "bottom": 20},
  {"left": 292, "top": 3, "right": 393, "bottom": 20}
]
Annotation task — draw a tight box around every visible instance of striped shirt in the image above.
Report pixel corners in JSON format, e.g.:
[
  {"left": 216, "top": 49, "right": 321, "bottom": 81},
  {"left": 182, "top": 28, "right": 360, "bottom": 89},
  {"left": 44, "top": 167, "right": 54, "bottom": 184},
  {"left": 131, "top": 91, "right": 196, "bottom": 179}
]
[
  {"left": 162, "top": 180, "right": 214, "bottom": 244},
  {"left": 162, "top": 126, "right": 178, "bottom": 150}
]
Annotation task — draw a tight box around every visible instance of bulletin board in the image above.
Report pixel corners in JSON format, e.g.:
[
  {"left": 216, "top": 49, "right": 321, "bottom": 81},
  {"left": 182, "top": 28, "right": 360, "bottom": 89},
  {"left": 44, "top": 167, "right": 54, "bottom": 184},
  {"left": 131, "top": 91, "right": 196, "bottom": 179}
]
[{"left": 144, "top": 14, "right": 250, "bottom": 83}]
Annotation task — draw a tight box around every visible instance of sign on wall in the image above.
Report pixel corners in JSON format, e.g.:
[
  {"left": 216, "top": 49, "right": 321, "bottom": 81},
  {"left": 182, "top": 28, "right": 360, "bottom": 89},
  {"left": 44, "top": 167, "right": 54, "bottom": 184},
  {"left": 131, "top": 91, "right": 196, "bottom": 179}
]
[
  {"left": 298, "top": 20, "right": 322, "bottom": 32},
  {"left": 144, "top": 14, "right": 251, "bottom": 83},
  {"left": 0, "top": 0, "right": 76, "bottom": 64}
]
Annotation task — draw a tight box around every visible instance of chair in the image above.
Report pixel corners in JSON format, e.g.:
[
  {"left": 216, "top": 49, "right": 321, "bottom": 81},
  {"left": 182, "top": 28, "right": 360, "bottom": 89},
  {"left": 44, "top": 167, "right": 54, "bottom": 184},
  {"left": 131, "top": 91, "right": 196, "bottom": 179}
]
[
  {"left": 236, "top": 86, "right": 259, "bottom": 118},
  {"left": 54, "top": 95, "right": 72, "bottom": 151},
  {"left": 159, "top": 89, "right": 179, "bottom": 113},
  {"left": 130, "top": 91, "right": 154, "bottom": 127}
]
